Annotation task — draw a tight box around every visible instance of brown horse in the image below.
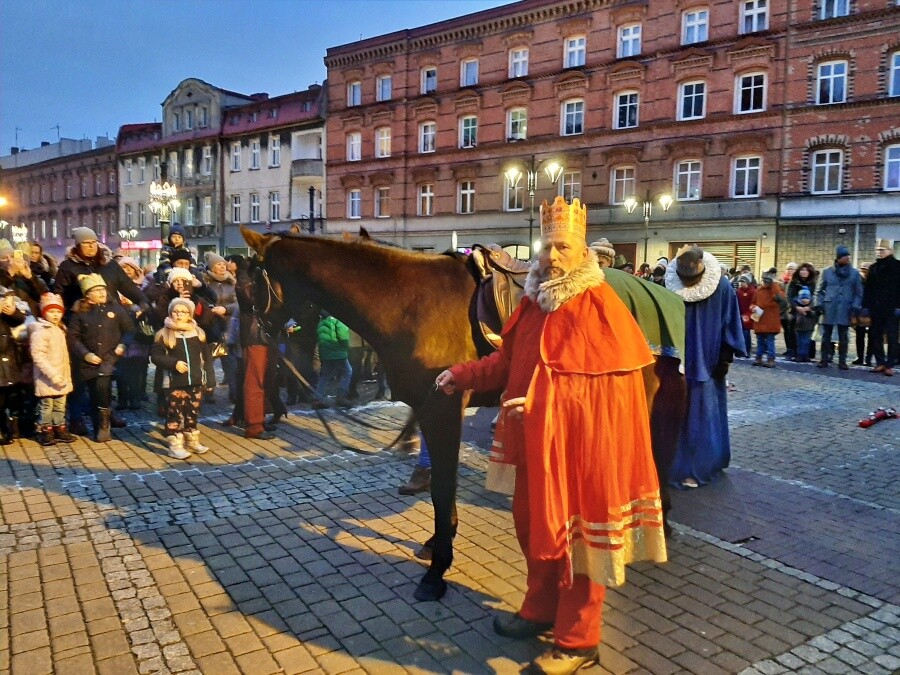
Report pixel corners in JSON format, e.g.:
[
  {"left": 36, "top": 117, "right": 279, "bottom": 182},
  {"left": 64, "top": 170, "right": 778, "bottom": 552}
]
[{"left": 241, "top": 226, "right": 686, "bottom": 603}]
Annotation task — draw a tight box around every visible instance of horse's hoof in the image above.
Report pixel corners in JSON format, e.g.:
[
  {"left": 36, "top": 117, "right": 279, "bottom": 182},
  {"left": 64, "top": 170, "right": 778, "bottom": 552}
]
[
  {"left": 415, "top": 545, "right": 433, "bottom": 561},
  {"left": 413, "top": 578, "right": 447, "bottom": 602}
]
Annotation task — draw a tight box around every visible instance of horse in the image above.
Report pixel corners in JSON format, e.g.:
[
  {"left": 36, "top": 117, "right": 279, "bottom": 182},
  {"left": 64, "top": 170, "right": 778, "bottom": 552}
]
[{"left": 241, "top": 226, "right": 686, "bottom": 603}]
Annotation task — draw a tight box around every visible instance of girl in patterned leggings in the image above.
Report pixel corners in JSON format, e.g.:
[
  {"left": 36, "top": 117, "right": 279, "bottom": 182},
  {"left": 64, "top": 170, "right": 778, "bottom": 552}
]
[{"left": 151, "top": 297, "right": 209, "bottom": 459}]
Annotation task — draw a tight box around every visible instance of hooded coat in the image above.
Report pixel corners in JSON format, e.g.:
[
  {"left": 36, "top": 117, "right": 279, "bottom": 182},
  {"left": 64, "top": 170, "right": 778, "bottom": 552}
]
[
  {"left": 815, "top": 263, "right": 863, "bottom": 326},
  {"left": 54, "top": 244, "right": 146, "bottom": 311},
  {"left": 28, "top": 319, "right": 73, "bottom": 397}
]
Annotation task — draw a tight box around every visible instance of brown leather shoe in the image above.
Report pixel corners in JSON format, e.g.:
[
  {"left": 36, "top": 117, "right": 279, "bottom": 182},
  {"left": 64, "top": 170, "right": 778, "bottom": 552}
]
[
  {"left": 872, "top": 365, "right": 886, "bottom": 373},
  {"left": 531, "top": 646, "right": 599, "bottom": 674},
  {"left": 493, "top": 612, "right": 553, "bottom": 639},
  {"left": 398, "top": 467, "right": 431, "bottom": 496}
]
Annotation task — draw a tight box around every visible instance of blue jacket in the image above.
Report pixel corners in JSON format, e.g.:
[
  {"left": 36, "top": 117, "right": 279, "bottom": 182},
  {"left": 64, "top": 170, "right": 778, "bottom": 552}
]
[{"left": 815, "top": 264, "right": 862, "bottom": 326}]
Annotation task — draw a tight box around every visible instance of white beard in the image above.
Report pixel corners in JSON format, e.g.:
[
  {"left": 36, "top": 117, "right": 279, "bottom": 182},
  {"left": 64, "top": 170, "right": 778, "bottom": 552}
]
[{"left": 524, "top": 250, "right": 605, "bottom": 312}]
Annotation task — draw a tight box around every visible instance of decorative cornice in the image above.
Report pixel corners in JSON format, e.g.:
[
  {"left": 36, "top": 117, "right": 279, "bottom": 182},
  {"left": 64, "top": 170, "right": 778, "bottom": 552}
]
[
  {"left": 500, "top": 81, "right": 533, "bottom": 106},
  {"left": 663, "top": 137, "right": 711, "bottom": 159},
  {"left": 412, "top": 98, "right": 439, "bottom": 120},
  {"left": 454, "top": 41, "right": 483, "bottom": 59},
  {"left": 602, "top": 145, "right": 644, "bottom": 165},
  {"left": 723, "top": 132, "right": 773, "bottom": 155},
  {"left": 451, "top": 162, "right": 482, "bottom": 180},
  {"left": 556, "top": 15, "right": 592, "bottom": 37},
  {"left": 555, "top": 71, "right": 589, "bottom": 98},
  {"left": 368, "top": 171, "right": 395, "bottom": 186},
  {"left": 412, "top": 50, "right": 441, "bottom": 68},
  {"left": 610, "top": 2, "right": 647, "bottom": 25},
  {"left": 607, "top": 60, "right": 645, "bottom": 84},
  {"left": 367, "top": 107, "right": 395, "bottom": 125},
  {"left": 411, "top": 166, "right": 438, "bottom": 183},
  {"left": 454, "top": 91, "right": 482, "bottom": 113},
  {"left": 502, "top": 29, "right": 534, "bottom": 48},
  {"left": 339, "top": 174, "right": 365, "bottom": 189},
  {"left": 340, "top": 112, "right": 364, "bottom": 129},
  {"left": 805, "top": 134, "right": 849, "bottom": 150},
  {"left": 671, "top": 48, "right": 714, "bottom": 77},
  {"left": 878, "top": 128, "right": 900, "bottom": 144},
  {"left": 726, "top": 37, "right": 777, "bottom": 67}
]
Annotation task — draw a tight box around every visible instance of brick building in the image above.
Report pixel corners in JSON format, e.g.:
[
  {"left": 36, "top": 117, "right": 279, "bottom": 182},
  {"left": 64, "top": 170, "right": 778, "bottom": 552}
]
[
  {"left": 0, "top": 139, "right": 117, "bottom": 261},
  {"left": 324, "top": 0, "right": 900, "bottom": 273}
]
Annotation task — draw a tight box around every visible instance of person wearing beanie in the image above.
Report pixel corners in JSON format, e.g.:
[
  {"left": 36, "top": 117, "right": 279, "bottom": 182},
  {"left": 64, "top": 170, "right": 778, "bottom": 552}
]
[
  {"left": 750, "top": 271, "right": 787, "bottom": 367},
  {"left": 665, "top": 245, "right": 745, "bottom": 489},
  {"left": 589, "top": 239, "right": 616, "bottom": 268},
  {"left": 814, "top": 245, "right": 862, "bottom": 370},
  {"left": 157, "top": 223, "right": 196, "bottom": 281},
  {"left": 863, "top": 239, "right": 900, "bottom": 375},
  {"left": 151, "top": 296, "right": 209, "bottom": 459},
  {"left": 787, "top": 263, "right": 819, "bottom": 362},
  {"left": 28, "top": 293, "right": 76, "bottom": 446},
  {"left": 67, "top": 274, "right": 134, "bottom": 442},
  {"left": 54, "top": 225, "right": 146, "bottom": 314},
  {"left": 792, "top": 286, "right": 818, "bottom": 363}
]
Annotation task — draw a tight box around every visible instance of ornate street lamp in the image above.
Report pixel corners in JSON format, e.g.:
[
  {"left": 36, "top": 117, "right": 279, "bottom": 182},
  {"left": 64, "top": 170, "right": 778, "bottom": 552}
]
[
  {"left": 118, "top": 228, "right": 138, "bottom": 242},
  {"left": 623, "top": 190, "right": 673, "bottom": 266},
  {"left": 148, "top": 181, "right": 180, "bottom": 241},
  {"left": 505, "top": 156, "right": 565, "bottom": 258}
]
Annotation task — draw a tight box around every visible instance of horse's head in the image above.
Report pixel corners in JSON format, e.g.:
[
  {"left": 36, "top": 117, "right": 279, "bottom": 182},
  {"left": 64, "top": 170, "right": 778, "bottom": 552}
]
[{"left": 241, "top": 225, "right": 289, "bottom": 340}]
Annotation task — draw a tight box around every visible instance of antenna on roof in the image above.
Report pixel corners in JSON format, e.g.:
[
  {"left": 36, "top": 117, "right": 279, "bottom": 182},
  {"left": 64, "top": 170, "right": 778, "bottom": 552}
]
[{"left": 51, "top": 123, "right": 60, "bottom": 142}]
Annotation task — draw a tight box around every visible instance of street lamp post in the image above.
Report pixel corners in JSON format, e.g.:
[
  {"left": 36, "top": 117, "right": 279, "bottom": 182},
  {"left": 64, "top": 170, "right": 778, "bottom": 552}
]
[
  {"left": 118, "top": 228, "right": 138, "bottom": 243},
  {"left": 505, "top": 156, "right": 565, "bottom": 258},
  {"left": 623, "top": 190, "right": 673, "bottom": 266},
  {"left": 148, "top": 181, "right": 180, "bottom": 241}
]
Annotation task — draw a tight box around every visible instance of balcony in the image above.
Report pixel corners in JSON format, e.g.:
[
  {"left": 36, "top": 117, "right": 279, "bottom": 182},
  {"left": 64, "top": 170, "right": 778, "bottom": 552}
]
[{"left": 291, "top": 159, "right": 324, "bottom": 178}]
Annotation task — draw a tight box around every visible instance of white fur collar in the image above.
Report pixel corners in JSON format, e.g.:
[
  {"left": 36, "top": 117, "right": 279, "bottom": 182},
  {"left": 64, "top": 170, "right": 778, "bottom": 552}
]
[
  {"left": 524, "top": 250, "right": 605, "bottom": 312},
  {"left": 665, "top": 251, "right": 721, "bottom": 303}
]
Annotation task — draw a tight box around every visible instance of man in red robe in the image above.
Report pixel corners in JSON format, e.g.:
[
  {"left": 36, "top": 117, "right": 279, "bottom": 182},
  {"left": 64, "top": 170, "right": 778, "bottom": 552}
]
[{"left": 436, "top": 196, "right": 667, "bottom": 674}]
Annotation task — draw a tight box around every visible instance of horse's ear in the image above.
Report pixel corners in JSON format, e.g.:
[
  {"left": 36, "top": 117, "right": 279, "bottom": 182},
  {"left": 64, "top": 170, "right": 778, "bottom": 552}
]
[
  {"left": 359, "top": 227, "right": 372, "bottom": 241},
  {"left": 241, "top": 225, "right": 272, "bottom": 256}
]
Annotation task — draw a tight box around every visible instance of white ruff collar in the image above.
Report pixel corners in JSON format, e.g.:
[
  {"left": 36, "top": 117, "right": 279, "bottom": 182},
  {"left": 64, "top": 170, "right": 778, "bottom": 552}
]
[
  {"left": 665, "top": 251, "right": 721, "bottom": 303},
  {"left": 524, "top": 250, "right": 605, "bottom": 312}
]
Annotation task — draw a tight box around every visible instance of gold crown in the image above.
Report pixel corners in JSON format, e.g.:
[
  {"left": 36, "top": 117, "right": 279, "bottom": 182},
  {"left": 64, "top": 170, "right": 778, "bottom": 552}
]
[{"left": 539, "top": 196, "right": 587, "bottom": 239}]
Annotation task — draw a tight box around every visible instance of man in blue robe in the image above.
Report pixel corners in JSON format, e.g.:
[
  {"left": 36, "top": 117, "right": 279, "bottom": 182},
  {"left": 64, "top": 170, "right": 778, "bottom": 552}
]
[{"left": 665, "top": 246, "right": 745, "bottom": 488}]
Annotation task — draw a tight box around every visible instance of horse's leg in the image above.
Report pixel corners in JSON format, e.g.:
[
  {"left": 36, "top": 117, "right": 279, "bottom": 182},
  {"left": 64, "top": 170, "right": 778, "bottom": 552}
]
[
  {"left": 413, "top": 396, "right": 463, "bottom": 602},
  {"left": 646, "top": 357, "right": 687, "bottom": 536}
]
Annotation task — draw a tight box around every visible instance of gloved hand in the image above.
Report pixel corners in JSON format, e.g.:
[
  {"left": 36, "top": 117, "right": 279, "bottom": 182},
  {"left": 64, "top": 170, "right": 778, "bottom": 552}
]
[{"left": 712, "top": 361, "right": 729, "bottom": 380}]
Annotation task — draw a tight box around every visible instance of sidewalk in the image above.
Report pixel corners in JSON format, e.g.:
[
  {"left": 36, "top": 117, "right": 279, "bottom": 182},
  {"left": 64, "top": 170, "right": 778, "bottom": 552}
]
[{"left": 0, "top": 364, "right": 898, "bottom": 674}]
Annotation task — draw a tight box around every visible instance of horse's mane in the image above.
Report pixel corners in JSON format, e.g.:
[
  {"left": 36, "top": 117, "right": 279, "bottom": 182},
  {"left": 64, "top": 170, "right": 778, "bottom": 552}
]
[{"left": 271, "top": 230, "right": 464, "bottom": 265}]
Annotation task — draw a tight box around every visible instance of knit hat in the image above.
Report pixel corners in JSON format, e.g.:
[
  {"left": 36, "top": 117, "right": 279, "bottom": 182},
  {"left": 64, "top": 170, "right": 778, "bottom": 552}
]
[
  {"left": 167, "top": 267, "right": 194, "bottom": 285},
  {"left": 835, "top": 245, "right": 850, "bottom": 259},
  {"left": 797, "top": 287, "right": 812, "bottom": 303},
  {"left": 40, "top": 293, "right": 64, "bottom": 316},
  {"left": 72, "top": 227, "right": 98, "bottom": 244},
  {"left": 169, "top": 248, "right": 194, "bottom": 264},
  {"left": 78, "top": 273, "right": 106, "bottom": 294},
  {"left": 786, "top": 261, "right": 798, "bottom": 270},
  {"left": 675, "top": 246, "right": 706, "bottom": 284},
  {"left": 204, "top": 251, "right": 226, "bottom": 268},
  {"left": 0, "top": 239, "right": 13, "bottom": 257},
  {"left": 168, "top": 223, "right": 186, "bottom": 241},
  {"left": 589, "top": 239, "right": 615, "bottom": 266},
  {"left": 118, "top": 256, "right": 142, "bottom": 277},
  {"left": 168, "top": 297, "right": 195, "bottom": 317},
  {"left": 761, "top": 270, "right": 776, "bottom": 283},
  {"left": 656, "top": 257, "right": 669, "bottom": 268},
  {"left": 738, "top": 274, "right": 752, "bottom": 284}
]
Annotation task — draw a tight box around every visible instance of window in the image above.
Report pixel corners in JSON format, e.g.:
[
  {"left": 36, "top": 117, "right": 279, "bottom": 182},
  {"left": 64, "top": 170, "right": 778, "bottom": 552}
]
[
  {"left": 418, "top": 184, "right": 434, "bottom": 216},
  {"left": 270, "top": 191, "right": 281, "bottom": 221},
  {"left": 817, "top": 61, "right": 847, "bottom": 104},
  {"left": 269, "top": 107, "right": 278, "bottom": 119},
  {"left": 614, "top": 91, "right": 639, "bottom": 129},
  {"left": 459, "top": 116, "right": 478, "bottom": 148},
  {"left": 138, "top": 158, "right": 146, "bottom": 184},
  {"left": 682, "top": 9, "right": 709, "bottom": 44},
  {"left": 125, "top": 205, "right": 133, "bottom": 228},
  {"left": 884, "top": 145, "right": 900, "bottom": 190},
  {"left": 733, "top": 156, "right": 762, "bottom": 197},
  {"left": 889, "top": 52, "right": 900, "bottom": 97},
  {"left": 618, "top": 24, "right": 641, "bottom": 58},
  {"left": 347, "top": 189, "right": 361, "bottom": 219},
  {"left": 250, "top": 139, "right": 260, "bottom": 169},
  {"left": 560, "top": 171, "right": 582, "bottom": 201},
  {"left": 741, "top": 0, "right": 768, "bottom": 33},
  {"left": 458, "top": 181, "right": 475, "bottom": 214},
  {"left": 65, "top": 179, "right": 72, "bottom": 200},
  {"left": 229, "top": 143, "right": 240, "bottom": 172},
  {"left": 507, "top": 108, "right": 527, "bottom": 141},
  {"left": 186, "top": 199, "right": 195, "bottom": 226},
  {"left": 347, "top": 81, "right": 361, "bottom": 106},
  {"left": 200, "top": 106, "right": 209, "bottom": 127},
  {"left": 152, "top": 156, "right": 160, "bottom": 181},
  {"left": 269, "top": 135, "right": 281, "bottom": 166},
  {"left": 202, "top": 146, "right": 212, "bottom": 175},
  {"left": 124, "top": 160, "right": 133, "bottom": 185},
  {"left": 202, "top": 196, "right": 212, "bottom": 225},
  {"left": 675, "top": 160, "right": 702, "bottom": 200},
  {"left": 509, "top": 48, "right": 529, "bottom": 78},
  {"left": 232, "top": 195, "right": 241, "bottom": 223},
  {"left": 81, "top": 177, "right": 88, "bottom": 198},
  {"left": 820, "top": 0, "right": 849, "bottom": 19},
  {"left": 347, "top": 132, "right": 362, "bottom": 161},
  {"left": 95, "top": 174, "right": 101, "bottom": 195},
  {"left": 173, "top": 112, "right": 180, "bottom": 132},
  {"left": 375, "top": 127, "right": 391, "bottom": 158},
  {"left": 376, "top": 75, "right": 392, "bottom": 102},
  {"left": 421, "top": 66, "right": 437, "bottom": 94},
  {"left": 461, "top": 59, "right": 479, "bottom": 86},
  {"left": 419, "top": 122, "right": 436, "bottom": 153},
  {"left": 374, "top": 187, "right": 390, "bottom": 218},
  {"left": 811, "top": 150, "right": 842, "bottom": 194},
  {"left": 169, "top": 151, "right": 178, "bottom": 179},
  {"left": 610, "top": 167, "right": 635, "bottom": 204},
  {"left": 678, "top": 81, "right": 706, "bottom": 120},
  {"left": 562, "top": 100, "right": 584, "bottom": 136},
  {"left": 184, "top": 149, "right": 194, "bottom": 177},
  {"left": 564, "top": 36, "right": 586, "bottom": 68},
  {"left": 186, "top": 108, "right": 194, "bottom": 130},
  {"left": 736, "top": 73, "right": 767, "bottom": 113},
  {"left": 505, "top": 180, "right": 524, "bottom": 211},
  {"left": 108, "top": 171, "right": 115, "bottom": 194},
  {"left": 250, "top": 194, "right": 260, "bottom": 223}
]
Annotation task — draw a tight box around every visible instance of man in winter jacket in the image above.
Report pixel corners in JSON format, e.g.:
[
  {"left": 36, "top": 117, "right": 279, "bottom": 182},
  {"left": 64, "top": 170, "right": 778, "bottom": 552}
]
[
  {"left": 314, "top": 312, "right": 352, "bottom": 407},
  {"left": 815, "top": 245, "right": 863, "bottom": 370},
  {"left": 863, "top": 239, "right": 900, "bottom": 376}
]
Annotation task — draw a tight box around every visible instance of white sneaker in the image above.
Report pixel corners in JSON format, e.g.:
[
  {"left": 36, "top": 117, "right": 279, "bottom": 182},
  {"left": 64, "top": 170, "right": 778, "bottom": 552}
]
[
  {"left": 167, "top": 433, "right": 191, "bottom": 460},
  {"left": 184, "top": 430, "right": 209, "bottom": 455}
]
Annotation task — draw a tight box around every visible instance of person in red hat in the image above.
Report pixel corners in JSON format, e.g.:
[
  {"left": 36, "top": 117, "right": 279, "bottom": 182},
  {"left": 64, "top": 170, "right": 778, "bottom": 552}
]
[{"left": 28, "top": 293, "right": 76, "bottom": 446}]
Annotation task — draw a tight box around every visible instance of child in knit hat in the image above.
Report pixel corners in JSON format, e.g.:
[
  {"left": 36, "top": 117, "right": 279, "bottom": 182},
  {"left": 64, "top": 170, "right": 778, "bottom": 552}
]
[
  {"left": 793, "top": 286, "right": 818, "bottom": 363},
  {"left": 150, "top": 297, "right": 209, "bottom": 459},
  {"left": 29, "top": 293, "right": 75, "bottom": 446}
]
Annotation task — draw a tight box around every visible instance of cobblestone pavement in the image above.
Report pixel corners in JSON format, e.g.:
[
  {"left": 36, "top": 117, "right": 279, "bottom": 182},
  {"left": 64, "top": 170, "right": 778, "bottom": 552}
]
[{"left": 0, "top": 359, "right": 898, "bottom": 674}]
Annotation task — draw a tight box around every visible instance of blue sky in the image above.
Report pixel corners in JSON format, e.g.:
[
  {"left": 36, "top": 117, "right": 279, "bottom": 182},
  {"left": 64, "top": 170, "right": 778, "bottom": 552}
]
[{"left": 0, "top": 0, "right": 514, "bottom": 153}]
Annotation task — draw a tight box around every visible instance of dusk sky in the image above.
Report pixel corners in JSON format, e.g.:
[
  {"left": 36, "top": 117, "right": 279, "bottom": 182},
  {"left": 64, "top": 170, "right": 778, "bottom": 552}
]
[{"left": 0, "top": 0, "right": 515, "bottom": 154}]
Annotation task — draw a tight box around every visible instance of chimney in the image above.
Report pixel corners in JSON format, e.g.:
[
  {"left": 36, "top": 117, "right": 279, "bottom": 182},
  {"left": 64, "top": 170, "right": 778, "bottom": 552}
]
[
  {"left": 41, "top": 141, "right": 51, "bottom": 147},
  {"left": 10, "top": 147, "right": 19, "bottom": 155},
  {"left": 250, "top": 92, "right": 269, "bottom": 101}
]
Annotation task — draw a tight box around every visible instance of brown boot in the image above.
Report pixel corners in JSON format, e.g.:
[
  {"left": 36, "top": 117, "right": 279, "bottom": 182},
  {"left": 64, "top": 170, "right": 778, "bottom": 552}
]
[
  {"left": 764, "top": 357, "right": 776, "bottom": 368},
  {"left": 752, "top": 356, "right": 763, "bottom": 367},
  {"left": 54, "top": 425, "right": 78, "bottom": 443},
  {"left": 95, "top": 408, "right": 112, "bottom": 443},
  {"left": 37, "top": 426, "right": 57, "bottom": 447},
  {"left": 398, "top": 466, "right": 431, "bottom": 496}
]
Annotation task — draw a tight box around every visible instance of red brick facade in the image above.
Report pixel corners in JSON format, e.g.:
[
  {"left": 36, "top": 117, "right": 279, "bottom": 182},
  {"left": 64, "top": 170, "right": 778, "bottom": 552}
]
[{"left": 324, "top": 0, "right": 900, "bottom": 272}]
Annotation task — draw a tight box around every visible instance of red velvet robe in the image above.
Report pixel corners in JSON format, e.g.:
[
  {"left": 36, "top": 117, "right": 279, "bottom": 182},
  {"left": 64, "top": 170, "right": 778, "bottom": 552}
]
[{"left": 451, "top": 279, "right": 667, "bottom": 586}]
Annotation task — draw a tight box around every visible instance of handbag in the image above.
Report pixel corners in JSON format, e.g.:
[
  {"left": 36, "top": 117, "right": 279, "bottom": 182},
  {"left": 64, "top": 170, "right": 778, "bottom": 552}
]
[{"left": 210, "top": 341, "right": 229, "bottom": 358}]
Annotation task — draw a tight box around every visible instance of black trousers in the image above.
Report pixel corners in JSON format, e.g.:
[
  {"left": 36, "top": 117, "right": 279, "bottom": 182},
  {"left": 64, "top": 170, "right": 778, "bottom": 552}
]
[{"left": 870, "top": 314, "right": 900, "bottom": 367}]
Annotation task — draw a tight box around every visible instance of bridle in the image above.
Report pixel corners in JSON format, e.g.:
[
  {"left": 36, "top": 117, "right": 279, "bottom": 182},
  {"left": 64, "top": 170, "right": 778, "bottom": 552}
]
[{"left": 251, "top": 255, "right": 284, "bottom": 344}]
